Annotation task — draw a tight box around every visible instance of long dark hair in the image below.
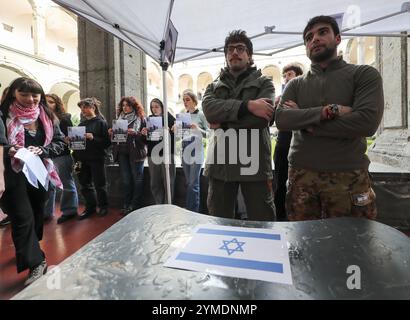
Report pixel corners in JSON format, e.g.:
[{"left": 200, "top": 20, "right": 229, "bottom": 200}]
[
  {"left": 45, "top": 93, "right": 66, "bottom": 121},
  {"left": 117, "top": 96, "right": 145, "bottom": 118},
  {"left": 149, "top": 98, "right": 164, "bottom": 115},
  {"left": 0, "top": 77, "right": 54, "bottom": 121}
]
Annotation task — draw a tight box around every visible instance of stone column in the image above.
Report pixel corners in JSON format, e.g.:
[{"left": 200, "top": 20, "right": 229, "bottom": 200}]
[
  {"left": 368, "top": 34, "right": 410, "bottom": 170},
  {"left": 32, "top": 5, "right": 46, "bottom": 57},
  {"left": 357, "top": 37, "right": 366, "bottom": 65},
  {"left": 77, "top": 18, "right": 147, "bottom": 124}
]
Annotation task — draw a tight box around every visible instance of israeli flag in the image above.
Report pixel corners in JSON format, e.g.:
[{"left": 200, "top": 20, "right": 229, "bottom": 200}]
[{"left": 164, "top": 224, "right": 293, "bottom": 285}]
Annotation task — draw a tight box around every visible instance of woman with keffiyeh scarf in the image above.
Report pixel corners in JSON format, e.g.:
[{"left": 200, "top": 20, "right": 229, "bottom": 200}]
[
  {"left": 110, "top": 96, "right": 147, "bottom": 215},
  {"left": 0, "top": 77, "right": 65, "bottom": 286}
]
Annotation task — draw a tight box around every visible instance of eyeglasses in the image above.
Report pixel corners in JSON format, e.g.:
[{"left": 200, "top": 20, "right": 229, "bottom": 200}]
[{"left": 227, "top": 45, "right": 247, "bottom": 54}]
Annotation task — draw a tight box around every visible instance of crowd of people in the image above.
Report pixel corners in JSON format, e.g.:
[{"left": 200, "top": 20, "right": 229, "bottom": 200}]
[{"left": 0, "top": 15, "right": 384, "bottom": 286}]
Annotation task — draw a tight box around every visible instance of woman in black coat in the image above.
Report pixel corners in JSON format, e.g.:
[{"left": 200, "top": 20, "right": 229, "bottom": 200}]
[
  {"left": 0, "top": 77, "right": 65, "bottom": 286},
  {"left": 72, "top": 97, "right": 111, "bottom": 219}
]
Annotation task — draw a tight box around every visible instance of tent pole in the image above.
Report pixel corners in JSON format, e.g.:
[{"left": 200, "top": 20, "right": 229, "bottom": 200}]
[{"left": 160, "top": 62, "right": 172, "bottom": 205}]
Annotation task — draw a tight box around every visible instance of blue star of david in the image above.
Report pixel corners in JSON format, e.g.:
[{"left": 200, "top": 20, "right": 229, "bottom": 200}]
[{"left": 219, "top": 238, "right": 245, "bottom": 255}]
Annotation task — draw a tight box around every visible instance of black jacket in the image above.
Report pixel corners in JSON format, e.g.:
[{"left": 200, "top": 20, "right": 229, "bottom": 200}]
[
  {"left": 55, "top": 113, "right": 73, "bottom": 157},
  {"left": 73, "top": 115, "right": 111, "bottom": 162}
]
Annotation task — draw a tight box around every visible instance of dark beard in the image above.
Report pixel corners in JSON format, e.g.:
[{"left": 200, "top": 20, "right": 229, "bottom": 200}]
[{"left": 310, "top": 46, "right": 336, "bottom": 63}]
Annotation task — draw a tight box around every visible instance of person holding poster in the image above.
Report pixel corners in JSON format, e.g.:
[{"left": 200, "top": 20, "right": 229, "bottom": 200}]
[
  {"left": 141, "top": 98, "right": 175, "bottom": 204},
  {"left": 110, "top": 97, "right": 147, "bottom": 215},
  {"left": 73, "top": 97, "right": 111, "bottom": 220},
  {"left": 0, "top": 77, "right": 65, "bottom": 286},
  {"left": 180, "top": 89, "right": 208, "bottom": 212}
]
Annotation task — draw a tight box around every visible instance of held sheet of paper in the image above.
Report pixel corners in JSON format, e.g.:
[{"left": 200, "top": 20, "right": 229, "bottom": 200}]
[
  {"left": 14, "top": 147, "right": 48, "bottom": 189},
  {"left": 164, "top": 224, "right": 293, "bottom": 285}
]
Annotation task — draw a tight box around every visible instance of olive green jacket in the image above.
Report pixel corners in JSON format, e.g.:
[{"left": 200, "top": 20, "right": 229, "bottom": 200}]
[
  {"left": 275, "top": 58, "right": 384, "bottom": 172},
  {"left": 202, "top": 67, "right": 275, "bottom": 181}
]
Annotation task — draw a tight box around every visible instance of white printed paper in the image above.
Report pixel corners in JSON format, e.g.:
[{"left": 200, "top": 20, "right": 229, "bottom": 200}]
[
  {"left": 164, "top": 224, "right": 293, "bottom": 285},
  {"left": 15, "top": 148, "right": 48, "bottom": 189}
]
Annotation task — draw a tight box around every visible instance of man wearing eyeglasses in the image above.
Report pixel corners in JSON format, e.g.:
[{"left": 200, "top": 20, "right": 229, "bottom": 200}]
[{"left": 202, "top": 30, "right": 276, "bottom": 221}]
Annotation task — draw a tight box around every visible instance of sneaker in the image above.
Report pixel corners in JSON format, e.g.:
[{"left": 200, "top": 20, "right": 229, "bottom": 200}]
[
  {"left": 57, "top": 214, "right": 77, "bottom": 224},
  {"left": 24, "top": 260, "right": 48, "bottom": 286},
  {"left": 0, "top": 216, "right": 11, "bottom": 227}
]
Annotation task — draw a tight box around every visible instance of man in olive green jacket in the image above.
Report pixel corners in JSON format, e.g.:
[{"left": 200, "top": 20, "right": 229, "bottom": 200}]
[
  {"left": 202, "top": 30, "right": 276, "bottom": 221},
  {"left": 275, "top": 16, "right": 384, "bottom": 221}
]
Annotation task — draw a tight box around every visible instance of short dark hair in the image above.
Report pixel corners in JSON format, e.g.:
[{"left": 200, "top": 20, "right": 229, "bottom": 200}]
[
  {"left": 282, "top": 63, "right": 304, "bottom": 76},
  {"left": 78, "top": 97, "right": 104, "bottom": 118},
  {"left": 224, "top": 30, "right": 253, "bottom": 56},
  {"left": 303, "top": 15, "right": 340, "bottom": 43}
]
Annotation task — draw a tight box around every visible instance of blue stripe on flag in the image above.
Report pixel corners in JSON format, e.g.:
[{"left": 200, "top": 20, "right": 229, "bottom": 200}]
[
  {"left": 176, "top": 252, "right": 284, "bottom": 273},
  {"left": 197, "top": 228, "right": 281, "bottom": 240}
]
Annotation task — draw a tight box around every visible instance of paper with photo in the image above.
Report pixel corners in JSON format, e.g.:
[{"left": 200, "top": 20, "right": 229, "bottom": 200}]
[
  {"left": 112, "top": 119, "right": 128, "bottom": 142},
  {"left": 164, "top": 224, "right": 293, "bottom": 285},
  {"left": 146, "top": 116, "right": 163, "bottom": 141},
  {"left": 176, "top": 113, "right": 192, "bottom": 139},
  {"left": 68, "top": 126, "right": 86, "bottom": 150}
]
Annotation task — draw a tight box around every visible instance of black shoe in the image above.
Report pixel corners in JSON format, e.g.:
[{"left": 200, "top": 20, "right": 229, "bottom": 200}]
[
  {"left": 98, "top": 208, "right": 108, "bottom": 217},
  {"left": 24, "top": 260, "right": 47, "bottom": 286},
  {"left": 57, "top": 214, "right": 77, "bottom": 224},
  {"left": 78, "top": 210, "right": 96, "bottom": 220},
  {"left": 0, "top": 216, "right": 11, "bottom": 227}
]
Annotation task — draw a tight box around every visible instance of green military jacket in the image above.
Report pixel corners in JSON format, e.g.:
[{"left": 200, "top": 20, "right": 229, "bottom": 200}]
[{"left": 202, "top": 67, "right": 274, "bottom": 182}]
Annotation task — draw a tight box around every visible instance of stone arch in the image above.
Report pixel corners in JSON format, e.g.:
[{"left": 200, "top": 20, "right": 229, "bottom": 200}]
[
  {"left": 0, "top": 61, "right": 38, "bottom": 90},
  {"left": 197, "top": 72, "right": 213, "bottom": 100},
  {"left": 48, "top": 81, "right": 80, "bottom": 117},
  {"left": 262, "top": 65, "right": 282, "bottom": 94},
  {"left": 166, "top": 71, "right": 174, "bottom": 100},
  {"left": 346, "top": 37, "right": 376, "bottom": 65},
  {"left": 178, "top": 74, "right": 193, "bottom": 100},
  {"left": 147, "top": 62, "right": 161, "bottom": 98}
]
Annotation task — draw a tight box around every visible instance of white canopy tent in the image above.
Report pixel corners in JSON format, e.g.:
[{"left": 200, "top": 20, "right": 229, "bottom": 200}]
[{"left": 52, "top": 0, "right": 410, "bottom": 204}]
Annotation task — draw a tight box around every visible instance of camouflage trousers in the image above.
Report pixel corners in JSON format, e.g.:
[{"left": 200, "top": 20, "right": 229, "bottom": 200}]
[{"left": 286, "top": 168, "right": 377, "bottom": 221}]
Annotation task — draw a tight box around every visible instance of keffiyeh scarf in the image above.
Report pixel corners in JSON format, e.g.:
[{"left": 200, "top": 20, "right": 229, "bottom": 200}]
[{"left": 6, "top": 101, "right": 62, "bottom": 189}]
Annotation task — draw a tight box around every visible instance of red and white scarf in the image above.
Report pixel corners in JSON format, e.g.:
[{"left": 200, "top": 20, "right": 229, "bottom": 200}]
[{"left": 6, "top": 101, "right": 62, "bottom": 189}]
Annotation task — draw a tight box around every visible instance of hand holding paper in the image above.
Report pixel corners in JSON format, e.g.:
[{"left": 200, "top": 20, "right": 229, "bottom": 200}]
[{"left": 14, "top": 148, "right": 49, "bottom": 189}]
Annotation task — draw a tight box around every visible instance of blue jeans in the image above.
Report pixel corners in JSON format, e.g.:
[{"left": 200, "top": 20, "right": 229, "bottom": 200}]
[
  {"left": 182, "top": 140, "right": 203, "bottom": 212},
  {"left": 118, "top": 154, "right": 145, "bottom": 209},
  {"left": 44, "top": 155, "right": 79, "bottom": 217}
]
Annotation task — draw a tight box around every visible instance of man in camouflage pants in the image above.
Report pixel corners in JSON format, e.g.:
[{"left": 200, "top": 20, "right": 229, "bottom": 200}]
[{"left": 275, "top": 15, "right": 384, "bottom": 220}]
